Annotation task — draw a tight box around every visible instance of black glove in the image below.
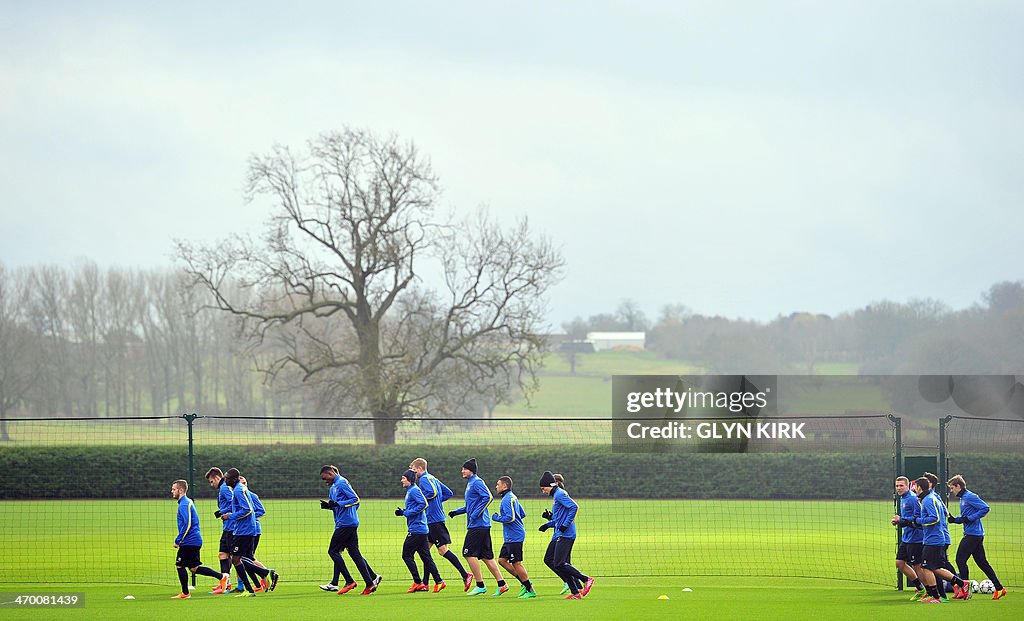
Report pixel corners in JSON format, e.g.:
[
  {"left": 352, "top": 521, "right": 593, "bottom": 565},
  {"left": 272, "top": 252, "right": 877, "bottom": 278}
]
[
  {"left": 396, "top": 507, "right": 405, "bottom": 516},
  {"left": 538, "top": 523, "right": 551, "bottom": 532},
  {"left": 448, "top": 510, "right": 457, "bottom": 518},
  {"left": 320, "top": 499, "right": 338, "bottom": 510},
  {"left": 558, "top": 525, "right": 567, "bottom": 533},
  {"left": 542, "top": 509, "right": 553, "bottom": 520},
  {"left": 214, "top": 510, "right": 222, "bottom": 518}
]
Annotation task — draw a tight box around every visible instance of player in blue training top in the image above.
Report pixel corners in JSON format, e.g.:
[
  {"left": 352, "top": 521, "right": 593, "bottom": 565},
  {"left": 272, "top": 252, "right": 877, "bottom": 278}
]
[
  {"left": 411, "top": 457, "right": 472, "bottom": 591},
  {"left": 170, "top": 479, "right": 229, "bottom": 599},
  {"left": 448, "top": 458, "right": 507, "bottom": 596},
  {"left": 396, "top": 469, "right": 443, "bottom": 592},
  {"left": 539, "top": 470, "right": 593, "bottom": 600},
  {"left": 492, "top": 476, "right": 535, "bottom": 598},
  {"left": 238, "top": 475, "right": 277, "bottom": 593},
  {"left": 890, "top": 476, "right": 925, "bottom": 598},
  {"left": 221, "top": 468, "right": 276, "bottom": 596},
  {"left": 947, "top": 474, "right": 1006, "bottom": 600},
  {"left": 319, "top": 465, "right": 382, "bottom": 595},
  {"left": 205, "top": 467, "right": 237, "bottom": 593},
  {"left": 910, "top": 476, "right": 969, "bottom": 603}
]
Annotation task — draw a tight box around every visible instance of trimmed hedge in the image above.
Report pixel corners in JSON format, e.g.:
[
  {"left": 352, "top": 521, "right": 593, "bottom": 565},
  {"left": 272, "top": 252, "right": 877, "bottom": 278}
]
[{"left": 2, "top": 445, "right": 1021, "bottom": 501}]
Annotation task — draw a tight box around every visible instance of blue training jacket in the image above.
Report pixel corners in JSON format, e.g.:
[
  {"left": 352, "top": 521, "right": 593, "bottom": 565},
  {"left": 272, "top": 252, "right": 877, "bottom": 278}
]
[
  {"left": 175, "top": 495, "right": 202, "bottom": 547},
  {"left": 249, "top": 489, "right": 266, "bottom": 536},
  {"left": 329, "top": 475, "right": 361, "bottom": 528},
  {"left": 401, "top": 485, "right": 429, "bottom": 535},
  {"left": 491, "top": 490, "right": 527, "bottom": 543},
  {"left": 542, "top": 486, "right": 578, "bottom": 540},
  {"left": 540, "top": 489, "right": 581, "bottom": 541},
  {"left": 228, "top": 481, "right": 258, "bottom": 536},
  {"left": 218, "top": 481, "right": 234, "bottom": 532},
  {"left": 450, "top": 474, "right": 492, "bottom": 529},
  {"left": 899, "top": 490, "right": 923, "bottom": 544},
  {"left": 952, "top": 489, "right": 989, "bottom": 537},
  {"left": 418, "top": 471, "right": 454, "bottom": 525},
  {"left": 915, "top": 491, "right": 947, "bottom": 546}
]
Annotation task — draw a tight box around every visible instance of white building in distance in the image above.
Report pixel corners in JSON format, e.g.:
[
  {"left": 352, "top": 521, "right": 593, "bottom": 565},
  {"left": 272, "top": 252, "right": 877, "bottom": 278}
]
[{"left": 586, "top": 331, "right": 646, "bottom": 352}]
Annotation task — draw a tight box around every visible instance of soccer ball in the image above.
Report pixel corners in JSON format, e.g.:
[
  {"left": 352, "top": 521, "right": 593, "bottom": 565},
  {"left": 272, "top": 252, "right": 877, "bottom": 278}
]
[
  {"left": 979, "top": 580, "right": 995, "bottom": 594},
  {"left": 970, "top": 580, "right": 980, "bottom": 593}
]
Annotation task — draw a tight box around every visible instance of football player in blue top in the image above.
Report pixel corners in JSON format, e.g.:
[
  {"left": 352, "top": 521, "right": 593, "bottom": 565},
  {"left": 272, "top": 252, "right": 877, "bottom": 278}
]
[
  {"left": 205, "top": 467, "right": 237, "bottom": 593},
  {"left": 397, "top": 469, "right": 443, "bottom": 592},
  {"left": 891, "top": 476, "right": 925, "bottom": 598},
  {"left": 539, "top": 470, "right": 593, "bottom": 600},
  {"left": 448, "top": 458, "right": 507, "bottom": 596},
  {"left": 319, "top": 465, "right": 382, "bottom": 595},
  {"left": 411, "top": 457, "right": 472, "bottom": 591},
  {"left": 492, "top": 476, "right": 535, "bottom": 598},
  {"left": 947, "top": 474, "right": 1006, "bottom": 600},
  {"left": 171, "top": 479, "right": 229, "bottom": 599}
]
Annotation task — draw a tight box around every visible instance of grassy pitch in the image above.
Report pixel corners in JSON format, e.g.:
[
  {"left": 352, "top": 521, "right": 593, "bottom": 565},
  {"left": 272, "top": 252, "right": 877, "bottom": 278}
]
[{"left": 0, "top": 498, "right": 1020, "bottom": 620}]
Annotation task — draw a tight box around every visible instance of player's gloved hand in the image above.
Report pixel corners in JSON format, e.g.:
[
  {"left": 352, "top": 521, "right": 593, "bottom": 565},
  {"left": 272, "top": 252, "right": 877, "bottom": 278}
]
[
  {"left": 214, "top": 510, "right": 222, "bottom": 518},
  {"left": 558, "top": 525, "right": 567, "bottom": 533},
  {"left": 395, "top": 507, "right": 404, "bottom": 516},
  {"left": 947, "top": 514, "right": 957, "bottom": 523},
  {"left": 542, "top": 509, "right": 553, "bottom": 520},
  {"left": 538, "top": 523, "right": 551, "bottom": 532},
  {"left": 448, "top": 510, "right": 457, "bottom": 518},
  {"left": 321, "top": 499, "right": 338, "bottom": 510}
]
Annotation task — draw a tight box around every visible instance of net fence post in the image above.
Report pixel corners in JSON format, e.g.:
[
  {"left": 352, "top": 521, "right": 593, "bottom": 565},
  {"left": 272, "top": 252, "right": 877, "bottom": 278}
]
[
  {"left": 938, "top": 415, "right": 951, "bottom": 505},
  {"left": 889, "top": 414, "right": 902, "bottom": 590},
  {"left": 183, "top": 412, "right": 198, "bottom": 589}
]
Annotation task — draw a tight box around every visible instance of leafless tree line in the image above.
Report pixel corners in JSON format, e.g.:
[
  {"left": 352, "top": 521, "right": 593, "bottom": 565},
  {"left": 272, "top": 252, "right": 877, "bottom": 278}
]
[{"left": 0, "top": 261, "right": 309, "bottom": 440}]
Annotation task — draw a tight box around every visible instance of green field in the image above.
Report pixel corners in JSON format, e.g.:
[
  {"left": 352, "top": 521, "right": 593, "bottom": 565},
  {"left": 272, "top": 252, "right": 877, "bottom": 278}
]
[
  {"left": 497, "top": 351, "right": 884, "bottom": 418},
  {"left": 1, "top": 498, "right": 1020, "bottom": 619},
  {"left": 2, "top": 577, "right": 1020, "bottom": 621}
]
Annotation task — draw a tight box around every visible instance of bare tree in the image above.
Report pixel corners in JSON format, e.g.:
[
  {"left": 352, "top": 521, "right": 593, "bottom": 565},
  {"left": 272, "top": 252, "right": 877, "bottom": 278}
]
[
  {"left": 178, "top": 129, "right": 564, "bottom": 443},
  {"left": 0, "top": 265, "right": 42, "bottom": 440},
  {"left": 616, "top": 298, "right": 648, "bottom": 331}
]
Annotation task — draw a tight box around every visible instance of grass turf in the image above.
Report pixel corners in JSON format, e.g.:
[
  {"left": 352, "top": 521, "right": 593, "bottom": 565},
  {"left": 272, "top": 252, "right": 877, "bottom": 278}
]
[
  {"left": 1, "top": 498, "right": 908, "bottom": 584},
  {"left": 0, "top": 578, "right": 1020, "bottom": 621}
]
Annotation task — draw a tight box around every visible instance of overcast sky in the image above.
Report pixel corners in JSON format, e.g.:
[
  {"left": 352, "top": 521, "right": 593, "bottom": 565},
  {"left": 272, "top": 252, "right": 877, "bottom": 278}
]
[{"left": 2, "top": 2, "right": 1022, "bottom": 326}]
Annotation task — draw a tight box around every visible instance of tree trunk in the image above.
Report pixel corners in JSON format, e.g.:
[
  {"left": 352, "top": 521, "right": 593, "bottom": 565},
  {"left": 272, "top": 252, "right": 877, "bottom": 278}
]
[{"left": 373, "top": 415, "right": 398, "bottom": 445}]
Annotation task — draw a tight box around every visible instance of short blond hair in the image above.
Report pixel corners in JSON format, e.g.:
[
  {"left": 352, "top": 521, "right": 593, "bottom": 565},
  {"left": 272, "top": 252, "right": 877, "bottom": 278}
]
[{"left": 410, "top": 458, "right": 428, "bottom": 471}]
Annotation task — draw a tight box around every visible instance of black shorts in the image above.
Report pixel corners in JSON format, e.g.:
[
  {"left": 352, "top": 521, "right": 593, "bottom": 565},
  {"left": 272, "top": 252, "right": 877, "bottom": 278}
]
[
  {"left": 253, "top": 534, "right": 261, "bottom": 554},
  {"left": 176, "top": 545, "right": 201, "bottom": 568},
  {"left": 920, "top": 544, "right": 947, "bottom": 570},
  {"left": 428, "top": 522, "right": 452, "bottom": 547},
  {"left": 896, "top": 542, "right": 922, "bottom": 565},
  {"left": 329, "top": 526, "right": 359, "bottom": 554},
  {"left": 219, "top": 530, "right": 234, "bottom": 554},
  {"left": 499, "top": 542, "right": 524, "bottom": 563},
  {"left": 231, "top": 534, "right": 256, "bottom": 559},
  {"left": 462, "top": 528, "right": 493, "bottom": 560}
]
